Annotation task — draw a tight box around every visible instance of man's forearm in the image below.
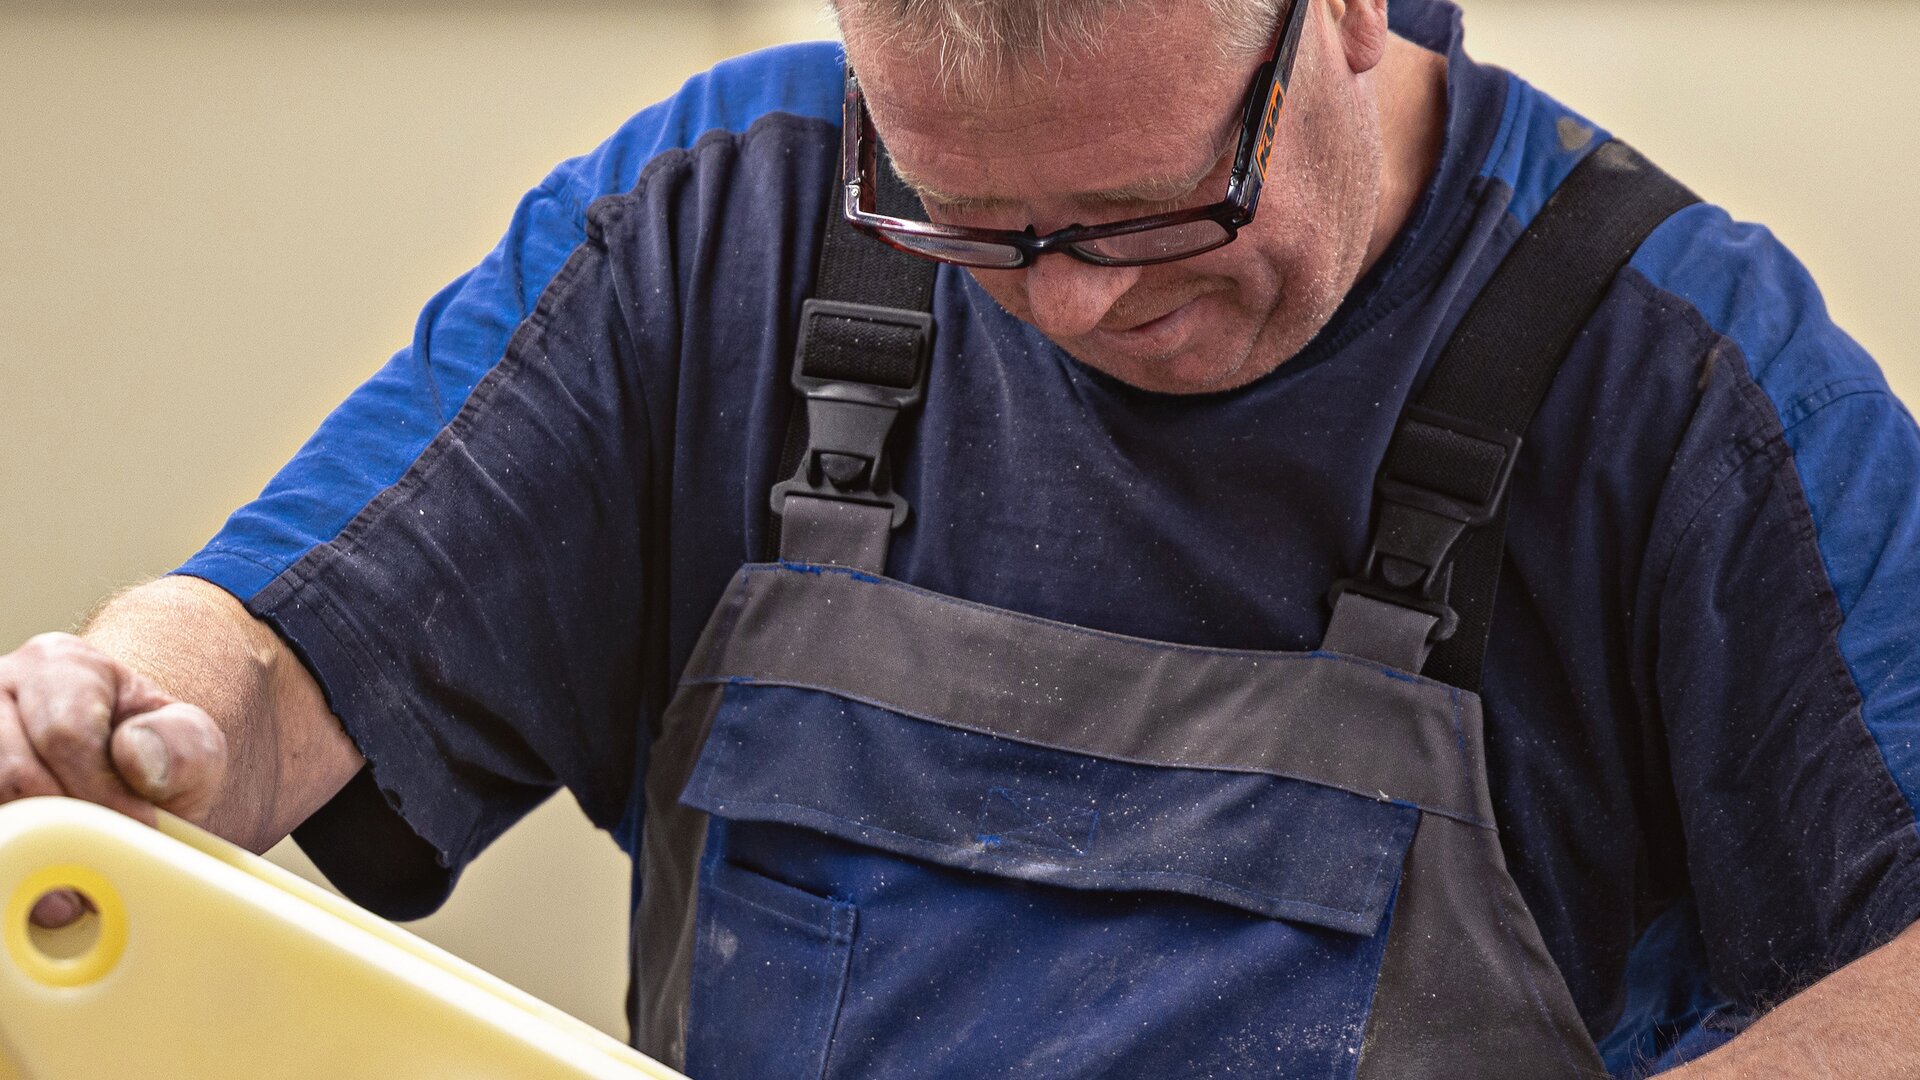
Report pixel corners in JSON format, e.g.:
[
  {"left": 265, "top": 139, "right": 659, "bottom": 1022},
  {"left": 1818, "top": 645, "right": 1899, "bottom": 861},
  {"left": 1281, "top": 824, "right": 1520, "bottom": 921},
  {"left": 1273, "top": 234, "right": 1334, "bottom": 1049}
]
[
  {"left": 1668, "top": 918, "right": 1920, "bottom": 1078},
  {"left": 82, "top": 575, "right": 362, "bottom": 851}
]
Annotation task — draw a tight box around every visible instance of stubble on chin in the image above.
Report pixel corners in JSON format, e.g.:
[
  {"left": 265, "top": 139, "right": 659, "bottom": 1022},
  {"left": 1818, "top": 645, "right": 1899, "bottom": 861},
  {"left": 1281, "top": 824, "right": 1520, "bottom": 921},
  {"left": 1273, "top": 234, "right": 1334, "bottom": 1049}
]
[{"left": 1061, "top": 315, "right": 1266, "bottom": 395}]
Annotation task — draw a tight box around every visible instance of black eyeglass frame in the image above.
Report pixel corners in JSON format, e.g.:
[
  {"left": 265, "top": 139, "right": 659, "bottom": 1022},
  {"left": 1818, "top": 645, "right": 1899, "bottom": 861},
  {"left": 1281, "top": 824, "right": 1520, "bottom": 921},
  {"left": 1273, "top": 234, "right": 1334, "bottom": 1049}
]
[{"left": 840, "top": 0, "right": 1310, "bottom": 269}]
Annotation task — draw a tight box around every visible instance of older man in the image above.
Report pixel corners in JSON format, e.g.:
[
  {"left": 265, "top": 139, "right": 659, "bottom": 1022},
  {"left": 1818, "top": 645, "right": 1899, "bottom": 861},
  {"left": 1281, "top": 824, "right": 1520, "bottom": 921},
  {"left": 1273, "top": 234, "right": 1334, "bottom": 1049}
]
[{"left": 4, "top": 0, "right": 1918, "bottom": 1076}]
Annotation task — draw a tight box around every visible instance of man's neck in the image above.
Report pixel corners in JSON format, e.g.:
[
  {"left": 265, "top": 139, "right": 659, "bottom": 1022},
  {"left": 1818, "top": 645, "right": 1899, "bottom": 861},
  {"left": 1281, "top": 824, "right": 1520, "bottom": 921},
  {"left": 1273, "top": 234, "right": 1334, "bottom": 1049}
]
[{"left": 1364, "top": 34, "right": 1450, "bottom": 273}]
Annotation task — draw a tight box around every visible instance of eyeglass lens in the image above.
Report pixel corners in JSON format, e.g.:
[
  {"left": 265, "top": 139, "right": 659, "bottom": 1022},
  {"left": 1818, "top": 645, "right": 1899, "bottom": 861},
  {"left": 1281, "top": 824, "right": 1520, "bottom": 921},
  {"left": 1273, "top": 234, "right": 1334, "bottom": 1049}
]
[
  {"left": 883, "top": 231, "right": 1027, "bottom": 269},
  {"left": 1074, "top": 219, "right": 1233, "bottom": 264}
]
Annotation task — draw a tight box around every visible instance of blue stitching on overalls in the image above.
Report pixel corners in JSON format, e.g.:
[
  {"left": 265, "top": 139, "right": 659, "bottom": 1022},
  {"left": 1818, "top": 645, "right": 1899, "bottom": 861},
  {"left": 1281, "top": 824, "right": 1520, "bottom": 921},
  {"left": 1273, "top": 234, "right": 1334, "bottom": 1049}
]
[
  {"left": 775, "top": 560, "right": 883, "bottom": 584},
  {"left": 975, "top": 787, "right": 1099, "bottom": 857},
  {"left": 1308, "top": 650, "right": 1428, "bottom": 686}
]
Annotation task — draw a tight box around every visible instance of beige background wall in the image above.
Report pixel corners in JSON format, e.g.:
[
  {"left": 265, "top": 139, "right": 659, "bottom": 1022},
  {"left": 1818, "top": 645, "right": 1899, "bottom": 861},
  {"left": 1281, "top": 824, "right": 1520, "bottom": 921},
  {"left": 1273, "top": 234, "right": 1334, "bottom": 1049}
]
[{"left": 3, "top": 0, "right": 1917, "bottom": 1041}]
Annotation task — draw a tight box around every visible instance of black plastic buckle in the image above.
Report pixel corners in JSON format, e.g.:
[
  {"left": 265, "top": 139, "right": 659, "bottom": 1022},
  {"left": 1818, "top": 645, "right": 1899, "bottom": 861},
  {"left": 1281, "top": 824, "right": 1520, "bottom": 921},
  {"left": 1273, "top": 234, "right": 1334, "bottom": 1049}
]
[
  {"left": 769, "top": 299, "right": 934, "bottom": 528},
  {"left": 1327, "top": 407, "right": 1523, "bottom": 644}
]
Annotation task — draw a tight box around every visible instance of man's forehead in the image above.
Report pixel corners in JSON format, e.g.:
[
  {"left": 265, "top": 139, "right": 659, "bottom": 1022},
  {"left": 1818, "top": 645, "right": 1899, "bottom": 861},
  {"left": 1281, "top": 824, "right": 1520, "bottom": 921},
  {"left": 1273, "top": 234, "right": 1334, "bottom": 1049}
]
[{"left": 852, "top": 35, "right": 1249, "bottom": 208}]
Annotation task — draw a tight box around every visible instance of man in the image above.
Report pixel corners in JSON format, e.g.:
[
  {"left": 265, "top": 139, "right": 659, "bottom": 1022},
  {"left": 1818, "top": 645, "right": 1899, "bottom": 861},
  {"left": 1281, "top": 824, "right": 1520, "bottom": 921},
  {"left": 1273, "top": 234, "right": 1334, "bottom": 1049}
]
[{"left": 3, "top": 0, "right": 1918, "bottom": 1075}]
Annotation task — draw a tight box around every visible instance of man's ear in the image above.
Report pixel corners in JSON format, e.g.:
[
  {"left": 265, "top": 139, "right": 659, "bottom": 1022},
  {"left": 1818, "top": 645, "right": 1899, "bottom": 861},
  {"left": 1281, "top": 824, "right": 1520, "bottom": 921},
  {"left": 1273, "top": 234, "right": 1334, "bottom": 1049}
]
[{"left": 1327, "top": 0, "right": 1390, "bottom": 75}]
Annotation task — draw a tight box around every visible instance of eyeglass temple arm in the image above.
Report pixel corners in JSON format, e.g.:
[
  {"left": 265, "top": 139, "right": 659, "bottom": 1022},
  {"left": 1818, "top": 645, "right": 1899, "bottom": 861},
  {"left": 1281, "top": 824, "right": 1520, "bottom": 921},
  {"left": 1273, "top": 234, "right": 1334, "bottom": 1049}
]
[{"left": 1228, "top": 0, "right": 1310, "bottom": 206}]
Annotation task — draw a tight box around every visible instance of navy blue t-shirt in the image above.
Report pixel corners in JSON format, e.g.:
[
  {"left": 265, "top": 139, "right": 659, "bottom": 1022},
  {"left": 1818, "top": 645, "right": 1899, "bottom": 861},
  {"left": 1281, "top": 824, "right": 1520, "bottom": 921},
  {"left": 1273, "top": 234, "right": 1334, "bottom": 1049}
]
[{"left": 178, "top": 1, "right": 1920, "bottom": 1072}]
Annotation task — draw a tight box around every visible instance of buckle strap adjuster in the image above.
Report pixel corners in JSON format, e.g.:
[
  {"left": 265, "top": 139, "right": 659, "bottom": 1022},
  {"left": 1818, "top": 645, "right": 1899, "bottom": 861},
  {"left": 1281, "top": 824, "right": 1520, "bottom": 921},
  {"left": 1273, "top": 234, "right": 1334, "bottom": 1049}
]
[
  {"left": 1329, "top": 406, "right": 1523, "bottom": 643},
  {"left": 1376, "top": 405, "right": 1522, "bottom": 528},
  {"left": 769, "top": 299, "right": 934, "bottom": 528}
]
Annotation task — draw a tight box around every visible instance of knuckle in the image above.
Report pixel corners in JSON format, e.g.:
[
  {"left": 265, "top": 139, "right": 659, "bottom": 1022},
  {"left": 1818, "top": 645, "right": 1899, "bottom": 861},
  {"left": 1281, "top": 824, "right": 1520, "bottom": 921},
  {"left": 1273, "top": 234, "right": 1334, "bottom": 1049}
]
[
  {"left": 187, "top": 710, "right": 228, "bottom": 756},
  {"left": 6, "top": 634, "right": 111, "bottom": 689},
  {"left": 38, "top": 690, "right": 112, "bottom": 732},
  {"left": 0, "top": 757, "right": 57, "bottom": 803},
  {"left": 19, "top": 632, "right": 86, "bottom": 661},
  {"left": 159, "top": 703, "right": 223, "bottom": 751},
  {"left": 36, "top": 719, "right": 109, "bottom": 772}
]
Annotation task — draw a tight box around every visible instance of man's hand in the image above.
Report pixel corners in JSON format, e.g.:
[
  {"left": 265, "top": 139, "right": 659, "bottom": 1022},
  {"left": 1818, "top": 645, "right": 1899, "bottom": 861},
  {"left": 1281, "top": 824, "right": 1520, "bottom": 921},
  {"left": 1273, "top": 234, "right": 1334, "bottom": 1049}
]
[
  {"left": 0, "top": 631, "right": 230, "bottom": 824},
  {"left": 0, "top": 631, "right": 232, "bottom": 925},
  {"left": 0, "top": 576, "right": 363, "bottom": 927}
]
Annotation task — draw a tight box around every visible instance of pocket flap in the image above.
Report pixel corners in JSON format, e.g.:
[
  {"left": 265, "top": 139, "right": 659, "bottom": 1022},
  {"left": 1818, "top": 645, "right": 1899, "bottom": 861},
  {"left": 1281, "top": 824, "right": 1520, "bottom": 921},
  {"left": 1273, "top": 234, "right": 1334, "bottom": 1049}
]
[{"left": 681, "top": 684, "right": 1418, "bottom": 936}]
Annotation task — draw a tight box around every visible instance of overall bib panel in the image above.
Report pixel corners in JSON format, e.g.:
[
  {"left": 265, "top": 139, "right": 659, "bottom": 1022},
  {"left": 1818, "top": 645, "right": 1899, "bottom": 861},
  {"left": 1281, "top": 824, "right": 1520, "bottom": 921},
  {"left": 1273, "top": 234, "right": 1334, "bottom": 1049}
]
[
  {"left": 635, "top": 565, "right": 1607, "bottom": 1079},
  {"left": 683, "top": 683, "right": 1416, "bottom": 1079}
]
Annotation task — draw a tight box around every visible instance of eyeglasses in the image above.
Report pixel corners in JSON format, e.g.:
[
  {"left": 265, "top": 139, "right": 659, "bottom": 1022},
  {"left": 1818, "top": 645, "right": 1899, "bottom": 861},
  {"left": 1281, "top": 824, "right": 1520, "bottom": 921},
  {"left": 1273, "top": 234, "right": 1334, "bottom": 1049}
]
[{"left": 840, "top": 0, "right": 1309, "bottom": 269}]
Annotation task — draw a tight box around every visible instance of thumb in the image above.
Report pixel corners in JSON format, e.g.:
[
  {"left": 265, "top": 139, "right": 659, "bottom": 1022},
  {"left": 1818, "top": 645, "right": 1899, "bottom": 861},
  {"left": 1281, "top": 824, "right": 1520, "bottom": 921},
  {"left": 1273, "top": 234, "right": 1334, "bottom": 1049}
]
[{"left": 109, "top": 703, "right": 228, "bottom": 823}]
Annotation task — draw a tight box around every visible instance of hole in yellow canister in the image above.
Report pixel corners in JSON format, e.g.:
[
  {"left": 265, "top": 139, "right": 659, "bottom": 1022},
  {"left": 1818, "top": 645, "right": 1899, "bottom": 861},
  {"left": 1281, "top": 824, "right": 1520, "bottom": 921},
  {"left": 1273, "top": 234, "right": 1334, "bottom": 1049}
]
[{"left": 5, "top": 866, "right": 127, "bottom": 988}]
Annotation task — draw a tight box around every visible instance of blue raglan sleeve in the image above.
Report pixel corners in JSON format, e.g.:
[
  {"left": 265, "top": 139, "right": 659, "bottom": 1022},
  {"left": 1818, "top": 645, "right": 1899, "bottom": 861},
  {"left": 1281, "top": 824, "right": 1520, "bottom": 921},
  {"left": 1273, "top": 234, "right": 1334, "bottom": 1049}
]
[
  {"left": 173, "top": 44, "right": 848, "bottom": 918},
  {"left": 1634, "top": 204, "right": 1920, "bottom": 1011}
]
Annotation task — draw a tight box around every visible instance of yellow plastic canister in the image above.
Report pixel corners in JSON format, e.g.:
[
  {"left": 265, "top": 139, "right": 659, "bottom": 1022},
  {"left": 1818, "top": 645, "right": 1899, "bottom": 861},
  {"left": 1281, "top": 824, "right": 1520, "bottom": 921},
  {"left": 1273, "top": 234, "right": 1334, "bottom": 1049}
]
[{"left": 0, "top": 796, "right": 685, "bottom": 1080}]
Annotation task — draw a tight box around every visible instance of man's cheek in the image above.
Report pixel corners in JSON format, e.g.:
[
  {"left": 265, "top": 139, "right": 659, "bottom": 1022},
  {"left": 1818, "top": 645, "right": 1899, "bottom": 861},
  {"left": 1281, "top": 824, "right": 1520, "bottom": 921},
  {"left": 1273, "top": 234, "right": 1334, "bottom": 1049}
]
[{"left": 966, "top": 267, "right": 1031, "bottom": 316}]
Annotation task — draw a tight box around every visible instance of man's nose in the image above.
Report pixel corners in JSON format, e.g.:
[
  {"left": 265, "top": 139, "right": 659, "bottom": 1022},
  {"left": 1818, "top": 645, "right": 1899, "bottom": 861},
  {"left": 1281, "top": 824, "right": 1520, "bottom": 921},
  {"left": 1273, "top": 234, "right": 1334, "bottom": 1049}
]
[{"left": 1018, "top": 254, "right": 1142, "bottom": 340}]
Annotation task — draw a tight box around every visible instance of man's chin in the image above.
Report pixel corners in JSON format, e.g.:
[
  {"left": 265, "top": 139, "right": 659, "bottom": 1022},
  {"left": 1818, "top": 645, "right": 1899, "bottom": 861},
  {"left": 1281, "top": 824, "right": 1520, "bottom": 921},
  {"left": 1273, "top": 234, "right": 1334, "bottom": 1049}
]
[{"left": 1070, "top": 340, "right": 1264, "bottom": 396}]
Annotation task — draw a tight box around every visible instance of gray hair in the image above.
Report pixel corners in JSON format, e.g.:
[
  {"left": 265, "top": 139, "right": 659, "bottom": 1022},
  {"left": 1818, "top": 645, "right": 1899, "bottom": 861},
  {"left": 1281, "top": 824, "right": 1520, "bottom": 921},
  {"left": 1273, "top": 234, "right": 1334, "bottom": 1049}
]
[{"left": 830, "top": 0, "right": 1283, "bottom": 95}]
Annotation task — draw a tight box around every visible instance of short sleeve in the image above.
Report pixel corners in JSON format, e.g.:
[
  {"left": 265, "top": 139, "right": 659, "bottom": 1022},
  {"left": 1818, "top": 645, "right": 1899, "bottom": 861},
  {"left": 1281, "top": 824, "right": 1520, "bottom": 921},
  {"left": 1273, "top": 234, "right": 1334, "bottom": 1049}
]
[
  {"left": 1649, "top": 357, "right": 1920, "bottom": 1006},
  {"left": 180, "top": 213, "right": 655, "bottom": 917},
  {"left": 174, "top": 43, "right": 851, "bottom": 919}
]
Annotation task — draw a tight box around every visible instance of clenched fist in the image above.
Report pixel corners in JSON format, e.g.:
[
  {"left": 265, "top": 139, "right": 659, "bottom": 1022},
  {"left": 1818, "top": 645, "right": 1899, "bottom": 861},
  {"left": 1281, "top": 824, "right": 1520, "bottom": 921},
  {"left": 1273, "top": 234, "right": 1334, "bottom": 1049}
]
[{"left": 0, "top": 632, "right": 229, "bottom": 922}]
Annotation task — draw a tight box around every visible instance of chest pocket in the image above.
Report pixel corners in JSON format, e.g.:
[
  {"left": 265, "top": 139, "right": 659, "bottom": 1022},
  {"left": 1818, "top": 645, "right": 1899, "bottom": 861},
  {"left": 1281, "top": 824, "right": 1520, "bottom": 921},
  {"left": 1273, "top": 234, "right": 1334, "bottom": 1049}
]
[{"left": 678, "top": 682, "right": 1419, "bottom": 1080}]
